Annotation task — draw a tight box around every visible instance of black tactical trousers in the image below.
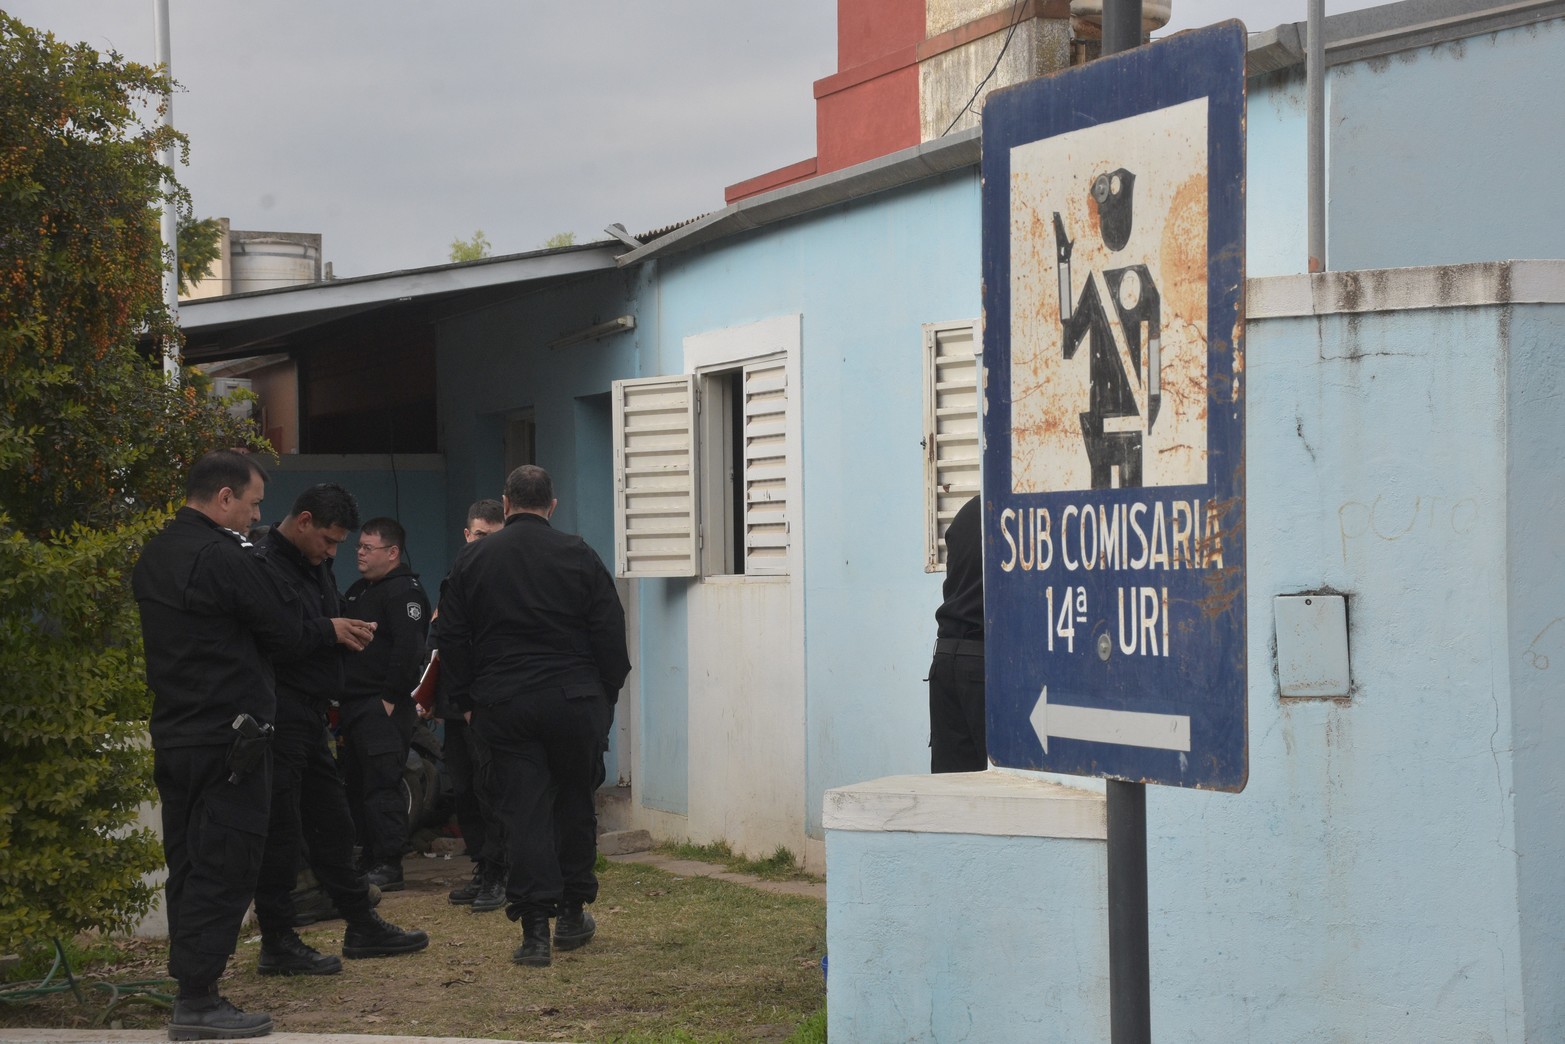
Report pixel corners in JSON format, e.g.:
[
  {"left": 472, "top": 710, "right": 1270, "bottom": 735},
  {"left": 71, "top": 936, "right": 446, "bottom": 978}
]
[
  {"left": 154, "top": 743, "right": 271, "bottom": 992},
  {"left": 339, "top": 697, "right": 412, "bottom": 865},
  {"left": 929, "top": 647, "right": 987, "bottom": 773},
  {"left": 476, "top": 682, "right": 611, "bottom": 918},
  {"left": 443, "top": 715, "right": 505, "bottom": 872},
  {"left": 253, "top": 697, "right": 372, "bottom": 934}
]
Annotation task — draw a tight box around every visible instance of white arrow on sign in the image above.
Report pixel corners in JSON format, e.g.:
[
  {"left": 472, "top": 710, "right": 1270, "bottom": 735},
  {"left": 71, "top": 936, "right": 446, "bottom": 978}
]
[{"left": 1030, "top": 686, "right": 1191, "bottom": 754}]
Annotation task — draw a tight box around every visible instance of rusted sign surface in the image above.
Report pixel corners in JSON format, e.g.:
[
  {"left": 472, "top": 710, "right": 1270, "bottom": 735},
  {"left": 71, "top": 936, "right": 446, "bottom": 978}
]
[{"left": 980, "top": 22, "right": 1247, "bottom": 791}]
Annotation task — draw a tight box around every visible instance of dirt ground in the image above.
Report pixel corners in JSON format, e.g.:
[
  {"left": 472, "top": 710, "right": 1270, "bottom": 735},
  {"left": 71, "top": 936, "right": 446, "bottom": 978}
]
[{"left": 0, "top": 854, "right": 827, "bottom": 1043}]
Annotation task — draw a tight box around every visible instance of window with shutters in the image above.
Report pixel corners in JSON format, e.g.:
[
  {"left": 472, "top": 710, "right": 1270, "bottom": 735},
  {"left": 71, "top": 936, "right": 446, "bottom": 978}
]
[
  {"left": 924, "top": 320, "right": 981, "bottom": 571},
  {"left": 612, "top": 316, "right": 797, "bottom": 580}
]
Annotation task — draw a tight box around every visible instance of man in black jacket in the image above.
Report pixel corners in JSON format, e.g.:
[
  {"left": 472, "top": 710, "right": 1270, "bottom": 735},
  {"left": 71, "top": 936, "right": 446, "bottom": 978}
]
[
  {"left": 340, "top": 517, "right": 430, "bottom": 891},
  {"left": 133, "top": 451, "right": 373, "bottom": 1041},
  {"left": 253, "top": 485, "right": 429, "bottom": 976},
  {"left": 929, "top": 495, "right": 987, "bottom": 772},
  {"left": 435, "top": 499, "right": 508, "bottom": 913},
  {"left": 435, "top": 465, "right": 631, "bottom": 968}
]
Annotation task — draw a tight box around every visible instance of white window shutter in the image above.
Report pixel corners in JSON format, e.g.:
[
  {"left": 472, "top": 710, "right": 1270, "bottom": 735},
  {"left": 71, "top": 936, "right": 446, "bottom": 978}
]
[
  {"left": 613, "top": 374, "right": 699, "bottom": 578},
  {"left": 741, "top": 357, "right": 789, "bottom": 575},
  {"left": 924, "top": 321, "right": 981, "bottom": 571}
]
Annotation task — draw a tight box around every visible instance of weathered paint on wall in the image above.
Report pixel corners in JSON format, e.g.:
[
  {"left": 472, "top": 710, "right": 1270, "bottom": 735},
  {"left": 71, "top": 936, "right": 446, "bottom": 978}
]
[
  {"left": 631, "top": 173, "right": 981, "bottom": 855},
  {"left": 826, "top": 285, "right": 1565, "bottom": 1039},
  {"left": 266, "top": 455, "right": 449, "bottom": 589},
  {"left": 1503, "top": 303, "right": 1565, "bottom": 1042},
  {"left": 1328, "top": 18, "right": 1565, "bottom": 271},
  {"left": 1134, "top": 291, "right": 1541, "bottom": 1040}
]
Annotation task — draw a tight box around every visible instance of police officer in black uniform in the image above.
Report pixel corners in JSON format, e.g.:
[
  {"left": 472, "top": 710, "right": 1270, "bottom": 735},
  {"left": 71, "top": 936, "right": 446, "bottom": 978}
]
[
  {"left": 435, "top": 499, "right": 509, "bottom": 912},
  {"left": 435, "top": 465, "right": 631, "bottom": 968},
  {"left": 929, "top": 495, "right": 987, "bottom": 772},
  {"left": 252, "top": 485, "right": 429, "bottom": 976},
  {"left": 133, "top": 451, "right": 374, "bottom": 1041},
  {"left": 340, "top": 517, "right": 430, "bottom": 890}
]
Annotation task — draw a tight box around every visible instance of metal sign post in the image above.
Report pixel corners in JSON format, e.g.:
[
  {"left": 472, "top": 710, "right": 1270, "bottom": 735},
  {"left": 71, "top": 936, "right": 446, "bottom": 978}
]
[{"left": 979, "top": 17, "right": 1248, "bottom": 1043}]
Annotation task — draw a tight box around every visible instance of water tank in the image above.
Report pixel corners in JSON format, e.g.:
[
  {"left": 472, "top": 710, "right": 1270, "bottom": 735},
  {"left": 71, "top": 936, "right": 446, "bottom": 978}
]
[
  {"left": 230, "top": 237, "right": 319, "bottom": 292},
  {"left": 1071, "top": 1, "right": 1172, "bottom": 33}
]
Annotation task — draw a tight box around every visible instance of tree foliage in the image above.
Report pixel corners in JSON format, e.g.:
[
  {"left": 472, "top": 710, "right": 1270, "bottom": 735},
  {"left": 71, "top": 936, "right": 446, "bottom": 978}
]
[
  {"left": 177, "top": 213, "right": 223, "bottom": 293},
  {"left": 0, "top": 13, "right": 267, "bottom": 951},
  {"left": 543, "top": 231, "right": 576, "bottom": 249},
  {"left": 449, "top": 228, "right": 491, "bottom": 262}
]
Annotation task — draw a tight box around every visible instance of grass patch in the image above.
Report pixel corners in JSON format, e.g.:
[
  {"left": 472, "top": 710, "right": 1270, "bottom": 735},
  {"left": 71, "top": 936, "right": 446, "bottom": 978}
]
[
  {"left": 0, "top": 857, "right": 826, "bottom": 1042},
  {"left": 655, "top": 840, "right": 823, "bottom": 883},
  {"left": 2, "top": 936, "right": 130, "bottom": 985}
]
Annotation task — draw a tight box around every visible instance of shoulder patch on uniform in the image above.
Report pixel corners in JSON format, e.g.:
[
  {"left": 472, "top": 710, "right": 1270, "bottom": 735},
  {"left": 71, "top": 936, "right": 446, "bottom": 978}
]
[{"left": 407, "top": 602, "right": 423, "bottom": 621}]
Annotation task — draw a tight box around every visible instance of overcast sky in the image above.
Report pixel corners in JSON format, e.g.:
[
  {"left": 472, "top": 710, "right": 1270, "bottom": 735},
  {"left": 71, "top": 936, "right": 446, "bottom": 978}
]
[{"left": 10, "top": 1, "right": 1378, "bottom": 278}]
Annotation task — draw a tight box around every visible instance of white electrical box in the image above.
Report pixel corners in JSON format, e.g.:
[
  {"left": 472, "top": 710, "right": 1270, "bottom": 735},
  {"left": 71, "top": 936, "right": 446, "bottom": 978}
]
[{"left": 1275, "top": 594, "right": 1351, "bottom": 698}]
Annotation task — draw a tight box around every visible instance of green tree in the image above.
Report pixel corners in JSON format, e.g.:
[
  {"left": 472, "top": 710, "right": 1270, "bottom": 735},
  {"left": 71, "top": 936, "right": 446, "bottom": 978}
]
[
  {"left": 449, "top": 229, "right": 491, "bottom": 262},
  {"left": 543, "top": 231, "right": 576, "bottom": 249},
  {"left": 0, "top": 13, "right": 266, "bottom": 952},
  {"left": 176, "top": 213, "right": 223, "bottom": 293}
]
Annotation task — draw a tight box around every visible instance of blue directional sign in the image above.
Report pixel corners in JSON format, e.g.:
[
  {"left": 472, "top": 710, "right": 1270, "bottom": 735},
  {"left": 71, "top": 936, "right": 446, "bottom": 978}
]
[{"left": 980, "top": 23, "right": 1247, "bottom": 791}]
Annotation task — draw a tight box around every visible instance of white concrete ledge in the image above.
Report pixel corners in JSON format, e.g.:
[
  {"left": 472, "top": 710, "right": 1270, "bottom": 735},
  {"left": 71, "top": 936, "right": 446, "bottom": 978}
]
[
  {"left": 823, "top": 772, "right": 1106, "bottom": 839},
  {"left": 1247, "top": 259, "right": 1565, "bottom": 319}
]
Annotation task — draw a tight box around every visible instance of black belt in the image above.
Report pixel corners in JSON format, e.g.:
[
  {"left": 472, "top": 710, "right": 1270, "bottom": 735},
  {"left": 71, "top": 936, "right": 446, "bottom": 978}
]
[{"left": 934, "top": 638, "right": 985, "bottom": 657}]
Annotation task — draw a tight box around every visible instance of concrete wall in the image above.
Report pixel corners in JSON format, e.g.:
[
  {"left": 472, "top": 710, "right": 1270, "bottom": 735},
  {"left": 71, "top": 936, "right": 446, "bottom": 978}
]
[
  {"left": 266, "top": 454, "right": 448, "bottom": 590},
  {"left": 432, "top": 268, "right": 642, "bottom": 785},
  {"left": 1245, "top": 16, "right": 1565, "bottom": 277},
  {"left": 825, "top": 774, "right": 1109, "bottom": 1042},
  {"left": 824, "top": 270, "right": 1565, "bottom": 1039},
  {"left": 634, "top": 173, "right": 982, "bottom": 862},
  {"left": 623, "top": 11, "right": 1565, "bottom": 870}
]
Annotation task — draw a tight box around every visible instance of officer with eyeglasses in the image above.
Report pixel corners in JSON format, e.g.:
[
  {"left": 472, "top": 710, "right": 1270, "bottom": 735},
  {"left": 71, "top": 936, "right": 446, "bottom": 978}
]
[{"left": 339, "top": 517, "right": 430, "bottom": 891}]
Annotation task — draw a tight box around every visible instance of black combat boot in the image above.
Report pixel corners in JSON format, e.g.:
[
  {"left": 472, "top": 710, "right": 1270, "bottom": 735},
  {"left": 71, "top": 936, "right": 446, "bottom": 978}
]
[
  {"left": 512, "top": 913, "right": 552, "bottom": 967},
  {"left": 168, "top": 991, "right": 272, "bottom": 1040},
  {"left": 342, "top": 910, "right": 429, "bottom": 959},
  {"left": 258, "top": 929, "right": 342, "bottom": 976},
  {"left": 470, "top": 864, "right": 506, "bottom": 913},
  {"left": 553, "top": 903, "right": 596, "bottom": 951},
  {"left": 447, "top": 863, "right": 482, "bottom": 905},
  {"left": 366, "top": 861, "right": 404, "bottom": 892}
]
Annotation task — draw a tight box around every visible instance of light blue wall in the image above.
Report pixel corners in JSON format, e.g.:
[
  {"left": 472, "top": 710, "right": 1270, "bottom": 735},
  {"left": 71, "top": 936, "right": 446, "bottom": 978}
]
[
  {"left": 1505, "top": 305, "right": 1565, "bottom": 1041},
  {"left": 433, "top": 270, "right": 643, "bottom": 783},
  {"left": 1134, "top": 302, "right": 1541, "bottom": 1040},
  {"left": 1328, "top": 19, "right": 1565, "bottom": 270},
  {"left": 1246, "top": 67, "right": 1309, "bottom": 279},
  {"left": 651, "top": 173, "right": 983, "bottom": 835},
  {"left": 435, "top": 270, "right": 641, "bottom": 568},
  {"left": 1243, "top": 19, "right": 1565, "bottom": 276},
  {"left": 824, "top": 299, "right": 1565, "bottom": 1040},
  {"left": 264, "top": 457, "right": 448, "bottom": 590},
  {"left": 827, "top": 830, "right": 1109, "bottom": 1042}
]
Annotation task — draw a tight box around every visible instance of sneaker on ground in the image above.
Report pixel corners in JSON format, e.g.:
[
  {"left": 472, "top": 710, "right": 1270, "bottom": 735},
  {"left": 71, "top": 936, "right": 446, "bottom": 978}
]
[
  {"left": 258, "top": 930, "right": 341, "bottom": 976},
  {"left": 167, "top": 996, "right": 272, "bottom": 1041},
  {"left": 343, "top": 911, "right": 430, "bottom": 959}
]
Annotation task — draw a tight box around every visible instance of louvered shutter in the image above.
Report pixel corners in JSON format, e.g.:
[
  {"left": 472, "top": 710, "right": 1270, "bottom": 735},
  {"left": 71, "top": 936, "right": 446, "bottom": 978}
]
[
  {"left": 924, "top": 321, "right": 981, "bottom": 570},
  {"left": 613, "top": 375, "right": 699, "bottom": 578},
  {"left": 741, "top": 357, "right": 790, "bottom": 575}
]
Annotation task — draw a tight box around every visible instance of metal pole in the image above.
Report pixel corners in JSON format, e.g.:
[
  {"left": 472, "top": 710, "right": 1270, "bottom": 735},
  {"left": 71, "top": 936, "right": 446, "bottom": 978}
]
[
  {"left": 1307, "top": 0, "right": 1326, "bottom": 272},
  {"left": 154, "top": 0, "right": 180, "bottom": 380},
  {"left": 1107, "top": 780, "right": 1151, "bottom": 1043},
  {"left": 1102, "top": 0, "right": 1144, "bottom": 56},
  {"left": 1099, "top": 7, "right": 1150, "bottom": 1041}
]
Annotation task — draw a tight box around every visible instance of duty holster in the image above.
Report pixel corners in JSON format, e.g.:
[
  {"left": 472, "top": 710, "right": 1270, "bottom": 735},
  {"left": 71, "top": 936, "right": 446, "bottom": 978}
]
[{"left": 226, "top": 712, "right": 274, "bottom": 784}]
